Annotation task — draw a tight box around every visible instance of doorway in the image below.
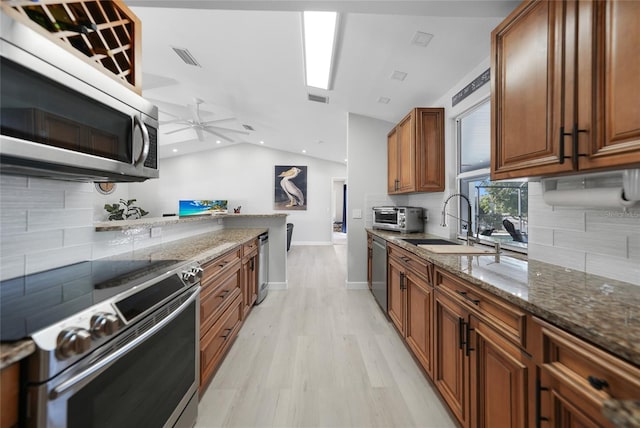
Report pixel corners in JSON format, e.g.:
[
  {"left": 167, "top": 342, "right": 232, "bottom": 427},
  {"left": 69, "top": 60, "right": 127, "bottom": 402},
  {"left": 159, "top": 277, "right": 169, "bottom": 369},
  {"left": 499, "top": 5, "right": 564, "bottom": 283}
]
[{"left": 331, "top": 177, "right": 346, "bottom": 245}]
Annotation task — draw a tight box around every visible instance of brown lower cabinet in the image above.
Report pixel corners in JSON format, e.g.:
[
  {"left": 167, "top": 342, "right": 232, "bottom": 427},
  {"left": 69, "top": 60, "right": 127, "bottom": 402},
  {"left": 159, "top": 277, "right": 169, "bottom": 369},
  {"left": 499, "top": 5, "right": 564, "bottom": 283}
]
[
  {"left": 374, "top": 239, "right": 637, "bottom": 428},
  {"left": 0, "top": 362, "right": 19, "bottom": 428},
  {"left": 241, "top": 239, "right": 259, "bottom": 319}
]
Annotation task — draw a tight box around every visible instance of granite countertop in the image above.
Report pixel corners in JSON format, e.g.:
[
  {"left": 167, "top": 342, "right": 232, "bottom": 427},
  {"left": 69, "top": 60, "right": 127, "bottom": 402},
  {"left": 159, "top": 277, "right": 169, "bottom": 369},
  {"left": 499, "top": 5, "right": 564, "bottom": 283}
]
[
  {"left": 368, "top": 229, "right": 640, "bottom": 367},
  {"left": 603, "top": 400, "right": 640, "bottom": 427},
  {"left": 95, "top": 213, "right": 287, "bottom": 231},
  {"left": 0, "top": 228, "right": 267, "bottom": 369}
]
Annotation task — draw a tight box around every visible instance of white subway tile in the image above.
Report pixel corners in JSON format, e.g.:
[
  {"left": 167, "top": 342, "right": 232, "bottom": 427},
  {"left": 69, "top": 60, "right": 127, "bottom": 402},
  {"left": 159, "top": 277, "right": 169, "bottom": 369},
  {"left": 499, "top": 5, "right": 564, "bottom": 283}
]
[
  {"left": 585, "top": 253, "right": 640, "bottom": 285},
  {"left": 28, "top": 209, "right": 93, "bottom": 231},
  {"left": 1, "top": 230, "right": 63, "bottom": 255},
  {"left": 0, "top": 188, "right": 64, "bottom": 209},
  {"left": 0, "top": 175, "right": 28, "bottom": 188},
  {"left": 0, "top": 254, "right": 25, "bottom": 281},
  {"left": 91, "top": 235, "right": 133, "bottom": 259},
  {"left": 554, "top": 230, "right": 627, "bottom": 258},
  {"left": 527, "top": 227, "right": 553, "bottom": 246},
  {"left": 64, "top": 190, "right": 93, "bottom": 209},
  {"left": 528, "top": 243, "right": 586, "bottom": 272},
  {"left": 64, "top": 227, "right": 96, "bottom": 247},
  {"left": 528, "top": 209, "right": 586, "bottom": 231},
  {"left": 629, "top": 234, "right": 640, "bottom": 261},
  {"left": 28, "top": 177, "right": 93, "bottom": 192},
  {"left": 26, "top": 244, "right": 92, "bottom": 274},
  {"left": 0, "top": 210, "right": 27, "bottom": 235},
  {"left": 586, "top": 210, "right": 640, "bottom": 234}
]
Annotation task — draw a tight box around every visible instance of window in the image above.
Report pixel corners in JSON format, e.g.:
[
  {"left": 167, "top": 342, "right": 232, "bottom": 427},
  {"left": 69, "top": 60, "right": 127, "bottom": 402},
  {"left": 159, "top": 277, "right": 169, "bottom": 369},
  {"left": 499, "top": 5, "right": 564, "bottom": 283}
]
[{"left": 456, "top": 100, "right": 528, "bottom": 251}]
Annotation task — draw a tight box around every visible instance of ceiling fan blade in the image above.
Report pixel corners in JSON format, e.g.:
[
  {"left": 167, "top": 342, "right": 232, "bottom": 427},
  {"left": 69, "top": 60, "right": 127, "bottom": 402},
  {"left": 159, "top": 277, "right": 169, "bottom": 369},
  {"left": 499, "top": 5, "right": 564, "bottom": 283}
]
[
  {"left": 195, "top": 128, "right": 205, "bottom": 141},
  {"left": 164, "top": 126, "right": 192, "bottom": 135},
  {"left": 187, "top": 103, "right": 202, "bottom": 124},
  {"left": 201, "top": 118, "right": 236, "bottom": 125},
  {"left": 204, "top": 126, "right": 250, "bottom": 135},
  {"left": 201, "top": 128, "right": 234, "bottom": 142}
]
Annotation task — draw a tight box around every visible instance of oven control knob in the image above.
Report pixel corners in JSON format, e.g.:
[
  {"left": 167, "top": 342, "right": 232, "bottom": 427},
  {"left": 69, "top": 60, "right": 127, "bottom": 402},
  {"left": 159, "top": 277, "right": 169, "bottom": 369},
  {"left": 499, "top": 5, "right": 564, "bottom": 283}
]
[
  {"left": 192, "top": 266, "right": 203, "bottom": 280},
  {"left": 56, "top": 328, "right": 92, "bottom": 358},
  {"left": 182, "top": 270, "right": 196, "bottom": 284},
  {"left": 90, "top": 313, "right": 120, "bottom": 338}
]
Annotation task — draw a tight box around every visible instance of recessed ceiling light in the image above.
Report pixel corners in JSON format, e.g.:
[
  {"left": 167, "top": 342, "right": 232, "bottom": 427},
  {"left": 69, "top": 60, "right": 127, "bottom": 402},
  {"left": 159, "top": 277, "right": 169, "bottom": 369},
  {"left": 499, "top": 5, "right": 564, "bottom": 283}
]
[
  {"left": 344, "top": 158, "right": 348, "bottom": 162},
  {"left": 390, "top": 70, "right": 408, "bottom": 81},
  {"left": 216, "top": 140, "right": 221, "bottom": 144},
  {"left": 259, "top": 140, "right": 264, "bottom": 144},
  {"left": 303, "top": 11, "right": 339, "bottom": 90},
  {"left": 411, "top": 31, "right": 434, "bottom": 47},
  {"left": 378, "top": 96, "right": 391, "bottom": 104},
  {"left": 172, "top": 149, "right": 178, "bottom": 153},
  {"left": 302, "top": 149, "right": 307, "bottom": 154}
]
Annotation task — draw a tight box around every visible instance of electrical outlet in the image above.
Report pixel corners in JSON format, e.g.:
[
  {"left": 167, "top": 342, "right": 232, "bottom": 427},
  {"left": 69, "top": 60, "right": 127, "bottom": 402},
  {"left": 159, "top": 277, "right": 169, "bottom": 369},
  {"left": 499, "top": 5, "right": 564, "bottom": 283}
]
[{"left": 150, "top": 227, "right": 162, "bottom": 238}]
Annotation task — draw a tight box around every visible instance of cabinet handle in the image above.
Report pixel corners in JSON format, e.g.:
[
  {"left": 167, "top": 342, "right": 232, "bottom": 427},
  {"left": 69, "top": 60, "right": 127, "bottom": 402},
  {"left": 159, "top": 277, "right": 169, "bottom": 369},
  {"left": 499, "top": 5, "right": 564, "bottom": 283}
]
[
  {"left": 217, "top": 289, "right": 230, "bottom": 299},
  {"left": 458, "top": 317, "right": 465, "bottom": 350},
  {"left": 394, "top": 179, "right": 399, "bottom": 191},
  {"left": 559, "top": 124, "right": 587, "bottom": 166},
  {"left": 535, "top": 379, "right": 549, "bottom": 427},
  {"left": 400, "top": 256, "right": 411, "bottom": 263},
  {"left": 250, "top": 258, "right": 255, "bottom": 271},
  {"left": 587, "top": 375, "right": 609, "bottom": 391},
  {"left": 218, "top": 261, "right": 228, "bottom": 268},
  {"left": 399, "top": 272, "right": 406, "bottom": 290},
  {"left": 221, "top": 328, "right": 233, "bottom": 340},
  {"left": 465, "top": 321, "right": 474, "bottom": 356},
  {"left": 456, "top": 290, "right": 480, "bottom": 305}
]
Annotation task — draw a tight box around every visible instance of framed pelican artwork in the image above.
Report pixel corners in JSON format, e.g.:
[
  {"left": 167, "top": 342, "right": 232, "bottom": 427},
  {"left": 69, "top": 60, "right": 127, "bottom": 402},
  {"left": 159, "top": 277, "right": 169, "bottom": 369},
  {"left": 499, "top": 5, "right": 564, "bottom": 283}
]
[{"left": 274, "top": 165, "right": 307, "bottom": 210}]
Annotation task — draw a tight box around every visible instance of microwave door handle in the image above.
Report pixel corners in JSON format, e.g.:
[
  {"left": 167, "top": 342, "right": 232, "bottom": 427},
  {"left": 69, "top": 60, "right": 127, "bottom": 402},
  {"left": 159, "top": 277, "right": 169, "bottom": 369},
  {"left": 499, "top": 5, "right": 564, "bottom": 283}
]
[{"left": 133, "top": 115, "right": 150, "bottom": 166}]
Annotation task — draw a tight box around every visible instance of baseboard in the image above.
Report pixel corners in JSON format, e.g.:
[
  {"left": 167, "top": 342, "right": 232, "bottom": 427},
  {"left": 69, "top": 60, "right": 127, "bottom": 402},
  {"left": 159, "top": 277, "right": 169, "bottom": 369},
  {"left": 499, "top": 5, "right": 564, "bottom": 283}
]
[
  {"left": 345, "top": 281, "right": 369, "bottom": 290},
  {"left": 268, "top": 282, "right": 287, "bottom": 290}
]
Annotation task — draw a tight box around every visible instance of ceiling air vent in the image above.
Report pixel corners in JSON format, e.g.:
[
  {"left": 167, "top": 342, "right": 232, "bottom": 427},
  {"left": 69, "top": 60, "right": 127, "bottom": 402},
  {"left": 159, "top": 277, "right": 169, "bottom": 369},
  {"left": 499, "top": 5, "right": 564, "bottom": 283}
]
[
  {"left": 308, "top": 93, "right": 329, "bottom": 104},
  {"left": 242, "top": 124, "right": 255, "bottom": 131},
  {"left": 171, "top": 46, "right": 201, "bottom": 67}
]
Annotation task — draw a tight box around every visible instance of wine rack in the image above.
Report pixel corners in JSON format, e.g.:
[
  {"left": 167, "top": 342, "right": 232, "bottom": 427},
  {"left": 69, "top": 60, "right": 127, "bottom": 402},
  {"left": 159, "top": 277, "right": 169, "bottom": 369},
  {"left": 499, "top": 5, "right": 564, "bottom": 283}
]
[{"left": 1, "top": 0, "right": 142, "bottom": 94}]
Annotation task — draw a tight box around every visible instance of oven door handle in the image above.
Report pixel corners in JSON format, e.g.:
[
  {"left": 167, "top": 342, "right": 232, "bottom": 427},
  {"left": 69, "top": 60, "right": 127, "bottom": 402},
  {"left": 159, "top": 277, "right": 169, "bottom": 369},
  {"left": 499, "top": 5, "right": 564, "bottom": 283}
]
[{"left": 50, "top": 287, "right": 199, "bottom": 399}]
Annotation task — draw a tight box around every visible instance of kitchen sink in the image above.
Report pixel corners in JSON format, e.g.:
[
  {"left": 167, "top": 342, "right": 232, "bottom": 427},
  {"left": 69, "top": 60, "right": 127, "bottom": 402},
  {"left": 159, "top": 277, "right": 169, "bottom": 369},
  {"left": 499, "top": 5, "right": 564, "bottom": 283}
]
[{"left": 402, "top": 238, "right": 459, "bottom": 246}]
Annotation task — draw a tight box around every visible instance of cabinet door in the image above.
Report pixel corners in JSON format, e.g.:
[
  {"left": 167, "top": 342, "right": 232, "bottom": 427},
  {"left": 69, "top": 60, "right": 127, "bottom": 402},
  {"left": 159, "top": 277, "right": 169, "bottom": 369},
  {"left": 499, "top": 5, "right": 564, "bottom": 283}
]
[
  {"left": 405, "top": 270, "right": 433, "bottom": 378},
  {"left": 469, "top": 315, "right": 530, "bottom": 428},
  {"left": 435, "top": 291, "right": 469, "bottom": 428},
  {"left": 387, "top": 256, "right": 405, "bottom": 335},
  {"left": 387, "top": 128, "right": 400, "bottom": 193},
  {"left": 396, "top": 113, "right": 416, "bottom": 192},
  {"left": 415, "top": 108, "right": 445, "bottom": 192},
  {"left": 491, "top": 0, "right": 575, "bottom": 179},
  {"left": 577, "top": 0, "right": 640, "bottom": 170}
]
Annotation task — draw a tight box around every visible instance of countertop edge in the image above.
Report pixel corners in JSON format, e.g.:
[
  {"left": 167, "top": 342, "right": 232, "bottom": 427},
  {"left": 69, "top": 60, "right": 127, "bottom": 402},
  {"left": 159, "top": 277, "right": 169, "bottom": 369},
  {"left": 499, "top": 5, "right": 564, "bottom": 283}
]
[
  {"left": 95, "top": 213, "right": 288, "bottom": 231},
  {"left": 1, "top": 340, "right": 36, "bottom": 370}
]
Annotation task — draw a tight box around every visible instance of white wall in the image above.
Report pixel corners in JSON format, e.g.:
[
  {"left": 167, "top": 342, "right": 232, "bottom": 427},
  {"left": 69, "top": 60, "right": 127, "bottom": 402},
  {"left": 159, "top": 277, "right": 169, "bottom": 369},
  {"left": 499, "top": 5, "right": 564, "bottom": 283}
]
[
  {"left": 346, "top": 113, "right": 395, "bottom": 286},
  {"left": 130, "top": 143, "right": 346, "bottom": 245}
]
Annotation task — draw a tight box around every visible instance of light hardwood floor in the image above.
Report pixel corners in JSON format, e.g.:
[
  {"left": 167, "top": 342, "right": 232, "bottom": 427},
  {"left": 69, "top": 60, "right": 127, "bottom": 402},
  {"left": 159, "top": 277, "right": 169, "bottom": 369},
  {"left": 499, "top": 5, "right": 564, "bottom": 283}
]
[{"left": 196, "top": 244, "right": 456, "bottom": 428}]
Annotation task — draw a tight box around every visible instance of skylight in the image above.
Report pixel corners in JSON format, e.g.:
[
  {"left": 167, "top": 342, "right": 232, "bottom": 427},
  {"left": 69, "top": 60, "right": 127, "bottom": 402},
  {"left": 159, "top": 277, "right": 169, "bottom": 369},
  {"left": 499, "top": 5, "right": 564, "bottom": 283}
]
[{"left": 302, "top": 11, "right": 338, "bottom": 90}]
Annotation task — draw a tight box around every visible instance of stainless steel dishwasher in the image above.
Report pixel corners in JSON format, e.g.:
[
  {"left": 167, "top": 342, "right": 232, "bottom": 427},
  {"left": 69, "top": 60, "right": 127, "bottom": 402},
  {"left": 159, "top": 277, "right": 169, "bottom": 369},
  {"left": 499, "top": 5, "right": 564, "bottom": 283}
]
[
  {"left": 371, "top": 235, "right": 388, "bottom": 313},
  {"left": 256, "top": 232, "right": 269, "bottom": 304}
]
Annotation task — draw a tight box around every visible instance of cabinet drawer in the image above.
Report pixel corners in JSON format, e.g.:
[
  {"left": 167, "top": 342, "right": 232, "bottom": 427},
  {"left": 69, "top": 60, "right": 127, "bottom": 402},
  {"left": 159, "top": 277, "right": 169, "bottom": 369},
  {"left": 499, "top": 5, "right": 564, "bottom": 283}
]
[
  {"left": 388, "top": 243, "right": 432, "bottom": 282},
  {"left": 200, "top": 265, "right": 241, "bottom": 335},
  {"left": 242, "top": 238, "right": 258, "bottom": 257},
  {"left": 201, "top": 247, "right": 241, "bottom": 286},
  {"left": 435, "top": 269, "right": 526, "bottom": 347},
  {"left": 535, "top": 317, "right": 640, "bottom": 405},
  {"left": 200, "top": 293, "right": 243, "bottom": 389}
]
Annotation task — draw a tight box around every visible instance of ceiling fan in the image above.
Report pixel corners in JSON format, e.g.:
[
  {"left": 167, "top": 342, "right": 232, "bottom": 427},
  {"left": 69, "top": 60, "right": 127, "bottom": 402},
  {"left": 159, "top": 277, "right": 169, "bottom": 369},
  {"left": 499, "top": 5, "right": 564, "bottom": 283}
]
[{"left": 160, "top": 98, "right": 250, "bottom": 142}]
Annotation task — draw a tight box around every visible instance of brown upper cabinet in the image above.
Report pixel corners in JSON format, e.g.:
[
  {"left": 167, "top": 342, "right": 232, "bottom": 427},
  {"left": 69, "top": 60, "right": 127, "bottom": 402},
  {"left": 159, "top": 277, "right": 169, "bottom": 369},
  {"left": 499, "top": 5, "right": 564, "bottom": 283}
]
[
  {"left": 388, "top": 108, "right": 445, "bottom": 194},
  {"left": 491, "top": 0, "right": 640, "bottom": 180}
]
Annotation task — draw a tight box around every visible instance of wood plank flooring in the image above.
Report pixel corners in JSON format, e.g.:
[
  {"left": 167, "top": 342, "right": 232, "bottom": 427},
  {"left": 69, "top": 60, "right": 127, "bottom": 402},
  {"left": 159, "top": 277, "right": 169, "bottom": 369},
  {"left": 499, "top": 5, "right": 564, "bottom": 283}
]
[{"left": 196, "top": 245, "right": 456, "bottom": 428}]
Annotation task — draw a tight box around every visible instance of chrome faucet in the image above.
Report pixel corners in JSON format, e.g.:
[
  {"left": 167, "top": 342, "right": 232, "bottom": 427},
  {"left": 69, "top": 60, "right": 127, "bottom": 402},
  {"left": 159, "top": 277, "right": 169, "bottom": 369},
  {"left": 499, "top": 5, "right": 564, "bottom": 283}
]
[{"left": 441, "top": 193, "right": 475, "bottom": 246}]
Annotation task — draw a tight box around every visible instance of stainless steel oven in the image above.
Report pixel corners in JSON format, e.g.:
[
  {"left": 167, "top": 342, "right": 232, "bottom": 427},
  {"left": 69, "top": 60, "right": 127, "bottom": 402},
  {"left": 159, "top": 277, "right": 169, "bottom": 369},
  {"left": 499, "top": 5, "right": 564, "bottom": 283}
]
[{"left": 0, "top": 259, "right": 203, "bottom": 428}]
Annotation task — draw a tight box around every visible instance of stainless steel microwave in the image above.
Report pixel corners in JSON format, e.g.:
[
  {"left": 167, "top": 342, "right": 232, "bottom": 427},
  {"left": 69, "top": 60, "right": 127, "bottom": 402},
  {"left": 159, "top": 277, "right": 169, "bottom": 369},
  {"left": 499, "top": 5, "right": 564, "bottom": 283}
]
[
  {"left": 0, "top": 10, "right": 158, "bottom": 182},
  {"left": 372, "top": 206, "right": 424, "bottom": 233}
]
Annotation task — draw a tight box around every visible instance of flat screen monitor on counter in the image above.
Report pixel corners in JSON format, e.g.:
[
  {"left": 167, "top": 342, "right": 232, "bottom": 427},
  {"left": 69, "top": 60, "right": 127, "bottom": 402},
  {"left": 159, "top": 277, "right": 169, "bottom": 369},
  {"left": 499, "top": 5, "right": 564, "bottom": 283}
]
[{"left": 178, "top": 200, "right": 228, "bottom": 217}]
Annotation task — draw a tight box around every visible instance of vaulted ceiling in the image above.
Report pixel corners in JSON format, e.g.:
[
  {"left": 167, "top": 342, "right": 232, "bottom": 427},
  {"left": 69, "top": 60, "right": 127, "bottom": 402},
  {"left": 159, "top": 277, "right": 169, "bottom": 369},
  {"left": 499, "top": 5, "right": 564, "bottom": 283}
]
[{"left": 126, "top": 1, "right": 519, "bottom": 164}]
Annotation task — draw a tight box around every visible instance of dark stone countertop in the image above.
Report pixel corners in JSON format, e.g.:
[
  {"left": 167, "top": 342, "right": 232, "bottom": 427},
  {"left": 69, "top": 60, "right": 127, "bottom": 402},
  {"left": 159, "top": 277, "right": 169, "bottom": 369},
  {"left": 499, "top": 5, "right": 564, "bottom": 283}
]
[
  {"left": 368, "top": 229, "right": 640, "bottom": 367},
  {"left": 0, "top": 228, "right": 267, "bottom": 369}
]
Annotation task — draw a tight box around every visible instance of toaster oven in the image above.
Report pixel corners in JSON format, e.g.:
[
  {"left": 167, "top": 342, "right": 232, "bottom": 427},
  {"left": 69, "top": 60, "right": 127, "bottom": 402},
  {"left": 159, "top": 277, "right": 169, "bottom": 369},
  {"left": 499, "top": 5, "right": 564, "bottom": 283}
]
[{"left": 372, "top": 206, "right": 424, "bottom": 233}]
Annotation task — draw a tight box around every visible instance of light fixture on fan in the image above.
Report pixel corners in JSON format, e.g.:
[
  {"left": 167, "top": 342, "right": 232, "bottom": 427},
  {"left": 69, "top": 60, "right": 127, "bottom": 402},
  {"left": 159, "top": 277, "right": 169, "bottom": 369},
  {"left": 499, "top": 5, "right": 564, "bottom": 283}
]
[{"left": 160, "top": 98, "right": 249, "bottom": 142}]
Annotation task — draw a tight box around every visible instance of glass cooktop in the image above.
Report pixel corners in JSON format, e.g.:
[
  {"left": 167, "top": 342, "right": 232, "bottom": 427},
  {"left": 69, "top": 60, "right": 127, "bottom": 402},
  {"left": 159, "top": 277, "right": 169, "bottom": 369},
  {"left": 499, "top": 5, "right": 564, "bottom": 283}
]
[{"left": 0, "top": 258, "right": 183, "bottom": 341}]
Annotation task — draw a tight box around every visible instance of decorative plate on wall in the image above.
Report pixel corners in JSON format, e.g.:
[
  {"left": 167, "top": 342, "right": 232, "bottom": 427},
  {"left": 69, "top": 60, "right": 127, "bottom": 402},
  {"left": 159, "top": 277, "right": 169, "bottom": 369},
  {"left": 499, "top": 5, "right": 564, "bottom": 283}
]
[{"left": 96, "top": 182, "right": 116, "bottom": 195}]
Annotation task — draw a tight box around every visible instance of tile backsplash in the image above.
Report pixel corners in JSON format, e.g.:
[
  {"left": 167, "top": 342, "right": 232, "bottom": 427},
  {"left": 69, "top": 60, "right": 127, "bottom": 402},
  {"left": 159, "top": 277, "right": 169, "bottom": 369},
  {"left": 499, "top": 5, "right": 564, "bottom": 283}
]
[
  {"left": 0, "top": 175, "right": 221, "bottom": 281},
  {"left": 528, "top": 181, "right": 640, "bottom": 285}
]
